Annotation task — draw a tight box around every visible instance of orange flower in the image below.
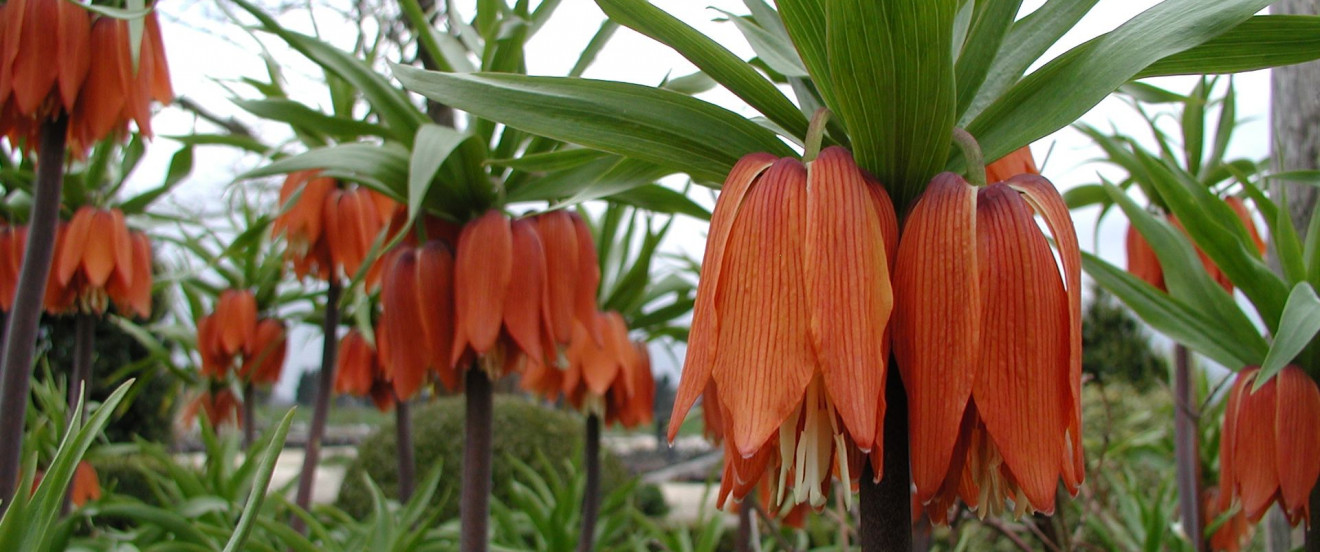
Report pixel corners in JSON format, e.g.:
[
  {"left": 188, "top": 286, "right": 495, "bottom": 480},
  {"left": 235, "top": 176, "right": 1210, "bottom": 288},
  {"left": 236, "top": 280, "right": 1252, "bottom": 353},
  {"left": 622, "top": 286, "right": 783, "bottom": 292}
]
[
  {"left": 377, "top": 239, "right": 455, "bottom": 398},
  {"left": 549, "top": 311, "right": 653, "bottom": 429},
  {"left": 669, "top": 146, "right": 898, "bottom": 509},
  {"left": 181, "top": 387, "right": 242, "bottom": 429},
  {"left": 984, "top": 147, "right": 1037, "bottom": 184},
  {"left": 606, "top": 341, "right": 655, "bottom": 429},
  {"left": 535, "top": 210, "right": 602, "bottom": 352},
  {"left": 30, "top": 460, "right": 101, "bottom": 507},
  {"left": 51, "top": 206, "right": 151, "bottom": 316},
  {"left": 272, "top": 170, "right": 336, "bottom": 280},
  {"left": 0, "top": 223, "right": 24, "bottom": 310},
  {"left": 451, "top": 211, "right": 555, "bottom": 380},
  {"left": 335, "top": 329, "right": 396, "bottom": 411},
  {"left": 1204, "top": 486, "right": 1251, "bottom": 552},
  {"left": 894, "top": 170, "right": 1083, "bottom": 520},
  {"left": 1125, "top": 196, "right": 1263, "bottom": 293},
  {"left": 323, "top": 186, "right": 396, "bottom": 282},
  {"left": 1218, "top": 366, "right": 1320, "bottom": 525},
  {"left": 197, "top": 289, "right": 258, "bottom": 378},
  {"left": 0, "top": 1, "right": 171, "bottom": 154},
  {"left": 239, "top": 318, "right": 287, "bottom": 386}
]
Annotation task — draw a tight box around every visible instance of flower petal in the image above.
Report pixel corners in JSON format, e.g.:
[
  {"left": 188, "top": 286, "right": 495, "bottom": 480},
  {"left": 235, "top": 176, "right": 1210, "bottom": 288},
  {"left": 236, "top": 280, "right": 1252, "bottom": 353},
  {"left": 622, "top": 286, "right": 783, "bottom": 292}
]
[
  {"left": 804, "top": 146, "right": 891, "bottom": 453},
  {"left": 57, "top": 207, "right": 93, "bottom": 286},
  {"left": 972, "top": 182, "right": 1069, "bottom": 513},
  {"left": 711, "top": 158, "right": 815, "bottom": 457},
  {"left": 1274, "top": 366, "right": 1320, "bottom": 518},
  {"left": 1125, "top": 223, "right": 1165, "bottom": 291},
  {"left": 893, "top": 173, "right": 979, "bottom": 504},
  {"left": 502, "top": 219, "right": 548, "bottom": 364},
  {"left": 416, "top": 241, "right": 457, "bottom": 390},
  {"left": 452, "top": 211, "right": 512, "bottom": 362},
  {"left": 669, "top": 153, "right": 775, "bottom": 441},
  {"left": 537, "top": 211, "right": 578, "bottom": 346},
  {"left": 1233, "top": 371, "right": 1281, "bottom": 522}
]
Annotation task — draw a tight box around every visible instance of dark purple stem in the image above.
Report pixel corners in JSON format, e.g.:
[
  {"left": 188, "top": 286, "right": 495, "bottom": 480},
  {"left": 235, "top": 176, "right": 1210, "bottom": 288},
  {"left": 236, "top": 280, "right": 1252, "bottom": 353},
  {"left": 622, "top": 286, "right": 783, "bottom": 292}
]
[
  {"left": 461, "top": 368, "right": 493, "bottom": 551},
  {"left": 291, "top": 279, "right": 341, "bottom": 532},
  {"left": 242, "top": 381, "right": 255, "bottom": 450},
  {"left": 577, "top": 413, "right": 601, "bottom": 552},
  {"left": 860, "top": 366, "right": 912, "bottom": 552},
  {"left": 396, "top": 394, "right": 415, "bottom": 502},
  {"left": 1173, "top": 345, "right": 1204, "bottom": 551},
  {"left": 0, "top": 115, "right": 68, "bottom": 511}
]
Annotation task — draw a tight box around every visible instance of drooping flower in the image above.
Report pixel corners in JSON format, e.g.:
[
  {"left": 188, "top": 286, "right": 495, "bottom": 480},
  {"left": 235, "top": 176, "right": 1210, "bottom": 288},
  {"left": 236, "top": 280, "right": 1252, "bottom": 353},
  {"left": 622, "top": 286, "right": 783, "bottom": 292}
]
[
  {"left": 1218, "top": 365, "right": 1320, "bottom": 525},
  {"left": 669, "top": 146, "right": 898, "bottom": 509},
  {"left": 272, "top": 170, "right": 398, "bottom": 283},
  {"left": 984, "top": 146, "right": 1037, "bottom": 184},
  {"left": 535, "top": 210, "right": 602, "bottom": 353},
  {"left": 1204, "top": 486, "right": 1251, "bottom": 552},
  {"left": 545, "top": 311, "right": 654, "bottom": 429},
  {"left": 51, "top": 206, "right": 152, "bottom": 316},
  {"left": 1124, "top": 196, "right": 1263, "bottom": 293},
  {"left": 605, "top": 340, "right": 655, "bottom": 429},
  {"left": 272, "top": 170, "right": 336, "bottom": 280},
  {"left": 238, "top": 318, "right": 287, "bottom": 386},
  {"left": 323, "top": 186, "right": 397, "bottom": 282},
  {"left": 196, "top": 289, "right": 258, "bottom": 378},
  {"left": 335, "top": 329, "right": 394, "bottom": 411},
  {"left": 451, "top": 211, "right": 554, "bottom": 380},
  {"left": 31, "top": 460, "right": 101, "bottom": 507},
  {"left": 894, "top": 168, "right": 1083, "bottom": 520},
  {"left": 181, "top": 386, "right": 242, "bottom": 429},
  {"left": 0, "top": 2, "right": 172, "bottom": 154},
  {"left": 377, "top": 239, "right": 455, "bottom": 398}
]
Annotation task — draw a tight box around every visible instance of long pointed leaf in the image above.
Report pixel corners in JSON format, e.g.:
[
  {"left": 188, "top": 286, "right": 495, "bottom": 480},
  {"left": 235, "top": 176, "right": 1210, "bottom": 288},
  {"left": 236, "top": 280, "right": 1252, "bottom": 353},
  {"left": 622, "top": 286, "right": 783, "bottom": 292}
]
[{"left": 1258, "top": 283, "right": 1320, "bottom": 387}]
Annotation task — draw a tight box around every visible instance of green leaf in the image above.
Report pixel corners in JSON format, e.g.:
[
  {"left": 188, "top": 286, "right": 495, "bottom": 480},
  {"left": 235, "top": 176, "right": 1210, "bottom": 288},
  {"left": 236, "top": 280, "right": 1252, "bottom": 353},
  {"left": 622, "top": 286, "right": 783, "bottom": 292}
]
[
  {"left": 221, "top": 408, "right": 295, "bottom": 552},
  {"left": 1181, "top": 78, "right": 1206, "bottom": 177},
  {"left": 409, "top": 124, "right": 478, "bottom": 220},
  {"left": 1063, "top": 183, "right": 1108, "bottom": 209},
  {"left": 1118, "top": 82, "right": 1189, "bottom": 104},
  {"left": 954, "top": 0, "right": 1024, "bottom": 118},
  {"left": 165, "top": 133, "right": 270, "bottom": 155},
  {"left": 1137, "top": 15, "right": 1320, "bottom": 78},
  {"left": 233, "top": 98, "right": 393, "bottom": 140},
  {"left": 607, "top": 184, "right": 711, "bottom": 220},
  {"left": 569, "top": 21, "right": 619, "bottom": 78},
  {"left": 391, "top": 66, "right": 794, "bottom": 183},
  {"left": 960, "top": 0, "right": 1100, "bottom": 125},
  {"left": 508, "top": 155, "right": 673, "bottom": 205},
  {"left": 966, "top": 0, "right": 1272, "bottom": 166},
  {"left": 826, "top": 0, "right": 957, "bottom": 209},
  {"left": 241, "top": 143, "right": 411, "bottom": 199},
  {"left": 777, "top": 0, "right": 835, "bottom": 109},
  {"left": 593, "top": 0, "right": 808, "bottom": 140},
  {"left": 121, "top": 145, "right": 193, "bottom": 214},
  {"left": 722, "top": 11, "right": 808, "bottom": 78},
  {"left": 489, "top": 149, "right": 610, "bottom": 173},
  {"left": 1258, "top": 283, "right": 1320, "bottom": 387}
]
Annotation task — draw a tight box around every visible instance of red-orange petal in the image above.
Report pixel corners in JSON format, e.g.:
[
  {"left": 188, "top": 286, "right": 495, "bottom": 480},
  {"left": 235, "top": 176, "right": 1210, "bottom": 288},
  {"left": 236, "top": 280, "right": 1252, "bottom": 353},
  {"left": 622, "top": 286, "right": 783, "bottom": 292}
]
[
  {"left": 569, "top": 212, "right": 603, "bottom": 345},
  {"left": 537, "top": 211, "right": 578, "bottom": 346},
  {"left": 55, "top": 0, "right": 90, "bottom": 113},
  {"left": 669, "top": 153, "right": 775, "bottom": 441},
  {"left": 1274, "top": 366, "right": 1320, "bottom": 519},
  {"left": 57, "top": 207, "right": 94, "bottom": 286},
  {"left": 1125, "top": 223, "right": 1165, "bottom": 291},
  {"left": 416, "top": 241, "right": 457, "bottom": 390},
  {"left": 502, "top": 218, "right": 548, "bottom": 364},
  {"left": 893, "top": 172, "right": 980, "bottom": 505},
  {"left": 984, "top": 146, "right": 1038, "bottom": 184},
  {"left": 144, "top": 13, "right": 172, "bottom": 104},
  {"left": 381, "top": 248, "right": 428, "bottom": 398},
  {"left": 242, "top": 318, "right": 287, "bottom": 385},
  {"left": 73, "top": 18, "right": 131, "bottom": 147},
  {"left": 710, "top": 158, "right": 815, "bottom": 457},
  {"left": 217, "top": 289, "right": 257, "bottom": 356},
  {"left": 972, "top": 182, "right": 1069, "bottom": 513},
  {"left": 80, "top": 209, "right": 121, "bottom": 287},
  {"left": 1232, "top": 370, "right": 1281, "bottom": 522},
  {"left": 1225, "top": 196, "right": 1266, "bottom": 256},
  {"left": 10, "top": 0, "right": 58, "bottom": 115},
  {"left": 452, "top": 210, "right": 512, "bottom": 363},
  {"left": 803, "top": 145, "right": 891, "bottom": 453},
  {"left": 576, "top": 313, "right": 618, "bottom": 396},
  {"left": 335, "top": 330, "right": 376, "bottom": 396}
]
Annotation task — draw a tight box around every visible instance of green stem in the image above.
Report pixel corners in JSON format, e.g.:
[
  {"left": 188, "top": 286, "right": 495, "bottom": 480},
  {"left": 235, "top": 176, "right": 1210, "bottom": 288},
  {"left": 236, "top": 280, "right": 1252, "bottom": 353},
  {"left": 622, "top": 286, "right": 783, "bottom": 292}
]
[
  {"left": 0, "top": 114, "right": 68, "bottom": 512},
  {"left": 951, "top": 128, "right": 986, "bottom": 187},
  {"left": 803, "top": 108, "right": 832, "bottom": 163}
]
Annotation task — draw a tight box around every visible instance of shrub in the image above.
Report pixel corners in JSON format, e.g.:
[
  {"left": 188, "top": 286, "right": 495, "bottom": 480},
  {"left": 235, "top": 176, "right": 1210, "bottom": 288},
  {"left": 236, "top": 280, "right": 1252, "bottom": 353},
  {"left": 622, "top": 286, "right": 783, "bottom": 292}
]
[{"left": 336, "top": 395, "right": 628, "bottom": 520}]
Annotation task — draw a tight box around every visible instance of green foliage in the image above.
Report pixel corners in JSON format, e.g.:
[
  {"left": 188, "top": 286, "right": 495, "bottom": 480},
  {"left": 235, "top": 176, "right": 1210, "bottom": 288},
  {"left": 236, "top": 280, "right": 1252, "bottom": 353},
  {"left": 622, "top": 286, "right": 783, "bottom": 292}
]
[
  {"left": 1082, "top": 286, "right": 1167, "bottom": 390},
  {"left": 490, "top": 455, "right": 639, "bottom": 551},
  {"left": 336, "top": 396, "right": 628, "bottom": 521}
]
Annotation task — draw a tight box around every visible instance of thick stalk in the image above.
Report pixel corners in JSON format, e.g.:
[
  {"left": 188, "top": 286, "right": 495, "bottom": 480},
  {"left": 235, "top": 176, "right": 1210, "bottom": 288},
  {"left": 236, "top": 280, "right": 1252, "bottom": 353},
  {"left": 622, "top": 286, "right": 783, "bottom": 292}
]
[
  {"left": 461, "top": 368, "right": 494, "bottom": 551},
  {"left": 736, "top": 494, "right": 754, "bottom": 552},
  {"left": 396, "top": 395, "right": 416, "bottom": 502},
  {"left": 860, "top": 367, "right": 912, "bottom": 552},
  {"left": 0, "top": 115, "right": 68, "bottom": 509},
  {"left": 291, "top": 279, "right": 342, "bottom": 532},
  {"left": 1173, "top": 345, "right": 1204, "bottom": 551},
  {"left": 242, "top": 381, "right": 256, "bottom": 450},
  {"left": 1307, "top": 484, "right": 1320, "bottom": 552},
  {"left": 577, "top": 413, "right": 601, "bottom": 552},
  {"left": 69, "top": 313, "right": 95, "bottom": 422}
]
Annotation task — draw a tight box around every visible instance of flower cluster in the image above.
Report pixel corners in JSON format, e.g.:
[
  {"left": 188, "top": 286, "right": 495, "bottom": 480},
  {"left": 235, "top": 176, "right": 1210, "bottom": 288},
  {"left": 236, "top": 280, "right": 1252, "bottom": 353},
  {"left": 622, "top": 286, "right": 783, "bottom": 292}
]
[
  {"left": 271, "top": 170, "right": 399, "bottom": 282},
  {"left": 1125, "top": 196, "right": 1263, "bottom": 292},
  {"left": 196, "top": 289, "right": 287, "bottom": 386},
  {"left": 0, "top": 1, "right": 172, "bottom": 154}
]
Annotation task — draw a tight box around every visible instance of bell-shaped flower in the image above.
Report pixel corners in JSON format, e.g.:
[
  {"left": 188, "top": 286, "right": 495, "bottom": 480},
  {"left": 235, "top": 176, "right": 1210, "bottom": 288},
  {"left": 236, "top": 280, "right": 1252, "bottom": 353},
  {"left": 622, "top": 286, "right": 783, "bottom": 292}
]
[
  {"left": 451, "top": 211, "right": 554, "bottom": 380},
  {"left": 239, "top": 318, "right": 287, "bottom": 386},
  {"left": 1218, "top": 365, "right": 1320, "bottom": 525},
  {"left": 53, "top": 206, "right": 151, "bottom": 316},
  {"left": 378, "top": 239, "right": 455, "bottom": 399},
  {"left": 323, "top": 186, "right": 396, "bottom": 282},
  {"left": 535, "top": 210, "right": 602, "bottom": 353},
  {"left": 669, "top": 146, "right": 898, "bottom": 509},
  {"left": 196, "top": 289, "right": 258, "bottom": 378},
  {"left": 1204, "top": 486, "right": 1251, "bottom": 552},
  {"left": 894, "top": 169, "right": 1083, "bottom": 520},
  {"left": 605, "top": 340, "right": 655, "bottom": 429},
  {"left": 272, "top": 170, "right": 337, "bottom": 280},
  {"left": 336, "top": 328, "right": 395, "bottom": 411},
  {"left": 1125, "top": 196, "right": 1263, "bottom": 293},
  {"left": 181, "top": 386, "right": 242, "bottom": 429}
]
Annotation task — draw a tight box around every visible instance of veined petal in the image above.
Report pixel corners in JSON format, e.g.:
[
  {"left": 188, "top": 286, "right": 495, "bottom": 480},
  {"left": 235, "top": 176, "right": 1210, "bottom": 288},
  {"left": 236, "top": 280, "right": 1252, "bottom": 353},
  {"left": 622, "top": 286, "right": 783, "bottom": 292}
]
[
  {"left": 575, "top": 315, "right": 616, "bottom": 396},
  {"left": 110, "top": 209, "right": 134, "bottom": 288},
  {"left": 381, "top": 248, "right": 429, "bottom": 398},
  {"left": 82, "top": 209, "right": 119, "bottom": 287},
  {"left": 893, "top": 173, "right": 979, "bottom": 504},
  {"left": 669, "top": 153, "right": 775, "bottom": 441},
  {"left": 972, "top": 182, "right": 1069, "bottom": 513},
  {"left": 984, "top": 146, "right": 1038, "bottom": 184},
  {"left": 144, "top": 13, "right": 172, "bottom": 104},
  {"left": 243, "top": 318, "right": 287, "bottom": 385},
  {"left": 536, "top": 211, "right": 578, "bottom": 346},
  {"left": 54, "top": 0, "right": 90, "bottom": 112},
  {"left": 1218, "top": 368, "right": 1247, "bottom": 512},
  {"left": 1232, "top": 370, "right": 1281, "bottom": 522},
  {"left": 335, "top": 330, "right": 375, "bottom": 396},
  {"left": 569, "top": 212, "right": 603, "bottom": 345},
  {"left": 1274, "top": 366, "right": 1320, "bottom": 518},
  {"left": 57, "top": 207, "right": 94, "bottom": 286},
  {"left": 417, "top": 241, "right": 457, "bottom": 390},
  {"left": 503, "top": 219, "right": 548, "bottom": 364},
  {"left": 452, "top": 210, "right": 512, "bottom": 363},
  {"left": 711, "top": 158, "right": 815, "bottom": 457},
  {"left": 10, "top": 0, "right": 57, "bottom": 115},
  {"left": 803, "top": 146, "right": 890, "bottom": 452},
  {"left": 1008, "top": 173, "right": 1084, "bottom": 491},
  {"left": 217, "top": 289, "right": 258, "bottom": 356},
  {"left": 1125, "top": 223, "right": 1165, "bottom": 291}
]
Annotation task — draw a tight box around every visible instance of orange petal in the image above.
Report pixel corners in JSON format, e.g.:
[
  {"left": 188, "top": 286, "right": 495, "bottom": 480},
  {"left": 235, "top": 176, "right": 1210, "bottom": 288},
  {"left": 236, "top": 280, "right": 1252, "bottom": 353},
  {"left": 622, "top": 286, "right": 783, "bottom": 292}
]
[
  {"left": 73, "top": 18, "right": 131, "bottom": 146},
  {"left": 971, "top": 182, "right": 1069, "bottom": 513},
  {"left": 452, "top": 210, "right": 512, "bottom": 363},
  {"left": 144, "top": 13, "right": 172, "bottom": 104},
  {"left": 893, "top": 173, "right": 979, "bottom": 504},
  {"left": 1231, "top": 370, "right": 1281, "bottom": 522},
  {"left": 803, "top": 145, "right": 891, "bottom": 453},
  {"left": 569, "top": 212, "right": 603, "bottom": 345},
  {"left": 575, "top": 315, "right": 616, "bottom": 396},
  {"left": 417, "top": 241, "right": 457, "bottom": 390},
  {"left": 1274, "top": 366, "right": 1320, "bottom": 519},
  {"left": 502, "top": 219, "right": 548, "bottom": 364},
  {"left": 57, "top": 207, "right": 94, "bottom": 286},
  {"left": 9, "top": 0, "right": 58, "bottom": 115},
  {"left": 71, "top": 460, "right": 101, "bottom": 507},
  {"left": 128, "top": 232, "right": 152, "bottom": 317},
  {"left": 335, "top": 330, "right": 375, "bottom": 396},
  {"left": 1218, "top": 369, "right": 1245, "bottom": 512},
  {"left": 110, "top": 209, "right": 134, "bottom": 288},
  {"left": 79, "top": 209, "right": 120, "bottom": 287},
  {"left": 1225, "top": 196, "right": 1266, "bottom": 256},
  {"left": 984, "top": 146, "right": 1038, "bottom": 184},
  {"left": 243, "top": 318, "right": 287, "bottom": 385},
  {"left": 537, "top": 211, "right": 578, "bottom": 345},
  {"left": 1008, "top": 173, "right": 1085, "bottom": 491},
  {"left": 55, "top": 0, "right": 90, "bottom": 113},
  {"left": 1125, "top": 223, "right": 1165, "bottom": 291},
  {"left": 217, "top": 289, "right": 257, "bottom": 356},
  {"left": 669, "top": 153, "right": 775, "bottom": 441},
  {"left": 381, "top": 248, "right": 428, "bottom": 398},
  {"left": 710, "top": 158, "right": 815, "bottom": 457}
]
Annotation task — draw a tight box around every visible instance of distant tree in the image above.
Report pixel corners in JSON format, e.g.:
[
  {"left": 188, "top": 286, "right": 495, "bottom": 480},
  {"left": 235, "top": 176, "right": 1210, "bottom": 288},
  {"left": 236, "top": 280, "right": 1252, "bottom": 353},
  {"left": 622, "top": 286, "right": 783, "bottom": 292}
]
[{"left": 1082, "top": 285, "right": 1167, "bottom": 390}]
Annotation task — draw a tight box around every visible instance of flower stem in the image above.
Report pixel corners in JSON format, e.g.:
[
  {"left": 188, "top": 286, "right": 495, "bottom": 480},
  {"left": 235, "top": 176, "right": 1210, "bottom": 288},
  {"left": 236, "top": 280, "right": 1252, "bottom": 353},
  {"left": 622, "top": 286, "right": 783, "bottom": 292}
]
[
  {"left": 951, "top": 128, "right": 986, "bottom": 187},
  {"left": 1173, "top": 345, "right": 1204, "bottom": 551},
  {"left": 63, "top": 312, "right": 95, "bottom": 515},
  {"left": 736, "top": 492, "right": 754, "bottom": 552},
  {"left": 396, "top": 394, "right": 416, "bottom": 502},
  {"left": 859, "top": 366, "right": 912, "bottom": 552},
  {"left": 461, "top": 367, "right": 494, "bottom": 552},
  {"left": 292, "top": 278, "right": 342, "bottom": 533},
  {"left": 242, "top": 381, "right": 256, "bottom": 450},
  {"left": 1307, "top": 485, "right": 1319, "bottom": 552},
  {"left": 0, "top": 114, "right": 68, "bottom": 511},
  {"left": 577, "top": 413, "right": 601, "bottom": 552},
  {"left": 803, "top": 108, "right": 832, "bottom": 163}
]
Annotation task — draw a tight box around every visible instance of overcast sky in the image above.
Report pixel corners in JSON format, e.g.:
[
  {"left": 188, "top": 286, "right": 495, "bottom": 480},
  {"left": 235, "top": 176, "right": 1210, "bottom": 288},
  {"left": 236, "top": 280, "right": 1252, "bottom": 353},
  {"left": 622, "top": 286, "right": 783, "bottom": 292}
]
[{"left": 139, "top": 0, "right": 1273, "bottom": 398}]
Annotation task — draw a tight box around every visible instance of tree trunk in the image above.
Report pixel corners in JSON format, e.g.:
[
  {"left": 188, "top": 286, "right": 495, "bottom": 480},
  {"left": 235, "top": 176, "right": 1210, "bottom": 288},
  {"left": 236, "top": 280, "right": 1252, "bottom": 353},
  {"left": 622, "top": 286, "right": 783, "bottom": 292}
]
[{"left": 1271, "top": 1, "right": 1320, "bottom": 546}]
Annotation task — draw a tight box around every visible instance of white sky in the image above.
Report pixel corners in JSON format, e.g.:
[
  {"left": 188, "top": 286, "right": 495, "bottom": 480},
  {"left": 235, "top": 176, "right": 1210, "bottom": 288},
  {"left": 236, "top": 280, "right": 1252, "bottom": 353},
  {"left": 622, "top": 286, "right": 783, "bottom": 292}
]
[{"left": 136, "top": 0, "right": 1273, "bottom": 399}]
